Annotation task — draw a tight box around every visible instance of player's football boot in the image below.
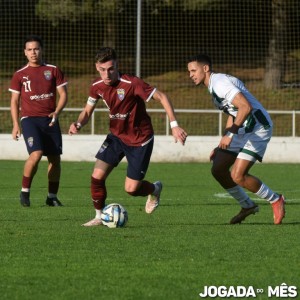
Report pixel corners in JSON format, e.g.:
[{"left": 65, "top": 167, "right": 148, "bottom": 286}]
[
  {"left": 82, "top": 218, "right": 102, "bottom": 227},
  {"left": 230, "top": 205, "right": 259, "bottom": 224},
  {"left": 46, "top": 197, "right": 63, "bottom": 207},
  {"left": 272, "top": 194, "right": 285, "bottom": 225},
  {"left": 145, "top": 181, "right": 162, "bottom": 214},
  {"left": 20, "top": 191, "right": 30, "bottom": 207}
]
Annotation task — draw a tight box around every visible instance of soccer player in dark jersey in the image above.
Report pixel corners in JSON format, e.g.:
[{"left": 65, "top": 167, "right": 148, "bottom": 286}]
[
  {"left": 9, "top": 35, "right": 68, "bottom": 207},
  {"left": 69, "top": 47, "right": 187, "bottom": 226}
]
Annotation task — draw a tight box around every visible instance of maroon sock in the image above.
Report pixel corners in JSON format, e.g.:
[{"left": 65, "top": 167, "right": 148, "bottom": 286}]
[
  {"left": 22, "top": 176, "right": 33, "bottom": 189},
  {"left": 91, "top": 176, "right": 107, "bottom": 210}
]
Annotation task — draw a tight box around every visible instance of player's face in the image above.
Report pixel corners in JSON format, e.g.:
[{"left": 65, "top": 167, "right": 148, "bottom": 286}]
[
  {"left": 24, "top": 41, "right": 42, "bottom": 66},
  {"left": 96, "top": 60, "right": 119, "bottom": 86},
  {"left": 188, "top": 61, "right": 208, "bottom": 86}
]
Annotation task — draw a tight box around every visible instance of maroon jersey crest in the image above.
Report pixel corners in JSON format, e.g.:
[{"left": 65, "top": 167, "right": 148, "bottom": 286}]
[
  {"left": 44, "top": 70, "right": 52, "bottom": 80},
  {"left": 117, "top": 88, "right": 125, "bottom": 101}
]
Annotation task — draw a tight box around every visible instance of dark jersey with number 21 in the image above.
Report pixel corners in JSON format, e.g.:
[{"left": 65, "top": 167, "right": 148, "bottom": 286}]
[
  {"left": 9, "top": 63, "right": 67, "bottom": 118},
  {"left": 88, "top": 73, "right": 156, "bottom": 146}
]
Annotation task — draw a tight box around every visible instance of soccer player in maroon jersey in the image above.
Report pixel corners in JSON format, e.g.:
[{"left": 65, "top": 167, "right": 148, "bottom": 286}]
[
  {"left": 69, "top": 47, "right": 187, "bottom": 226},
  {"left": 9, "top": 35, "right": 68, "bottom": 207}
]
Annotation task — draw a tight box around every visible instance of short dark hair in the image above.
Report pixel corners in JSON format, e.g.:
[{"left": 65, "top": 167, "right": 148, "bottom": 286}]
[
  {"left": 24, "top": 35, "right": 43, "bottom": 49},
  {"left": 95, "top": 47, "right": 117, "bottom": 63},
  {"left": 187, "top": 54, "right": 212, "bottom": 69}
]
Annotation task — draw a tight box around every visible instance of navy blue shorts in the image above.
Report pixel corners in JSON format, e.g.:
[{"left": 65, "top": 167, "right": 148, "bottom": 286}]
[
  {"left": 21, "top": 117, "right": 62, "bottom": 156},
  {"left": 95, "top": 133, "right": 154, "bottom": 180}
]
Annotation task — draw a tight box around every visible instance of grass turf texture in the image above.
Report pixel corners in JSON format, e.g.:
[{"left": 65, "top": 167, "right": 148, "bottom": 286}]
[{"left": 0, "top": 160, "right": 299, "bottom": 300}]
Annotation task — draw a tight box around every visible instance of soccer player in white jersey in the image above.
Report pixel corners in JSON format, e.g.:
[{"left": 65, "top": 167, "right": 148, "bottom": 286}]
[{"left": 187, "top": 54, "right": 285, "bottom": 225}]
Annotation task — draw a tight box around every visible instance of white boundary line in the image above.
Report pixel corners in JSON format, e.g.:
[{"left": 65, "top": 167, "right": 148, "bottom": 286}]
[{"left": 214, "top": 192, "right": 300, "bottom": 202}]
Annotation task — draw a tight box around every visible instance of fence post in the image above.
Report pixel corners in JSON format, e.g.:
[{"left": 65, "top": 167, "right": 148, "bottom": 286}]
[{"left": 136, "top": 0, "right": 142, "bottom": 77}]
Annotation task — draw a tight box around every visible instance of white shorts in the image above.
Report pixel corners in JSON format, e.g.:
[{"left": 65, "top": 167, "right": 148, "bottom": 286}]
[{"left": 227, "top": 125, "right": 272, "bottom": 162}]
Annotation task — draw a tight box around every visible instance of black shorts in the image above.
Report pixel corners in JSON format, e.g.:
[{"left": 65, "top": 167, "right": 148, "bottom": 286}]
[
  {"left": 95, "top": 133, "right": 154, "bottom": 180},
  {"left": 21, "top": 117, "right": 62, "bottom": 156}
]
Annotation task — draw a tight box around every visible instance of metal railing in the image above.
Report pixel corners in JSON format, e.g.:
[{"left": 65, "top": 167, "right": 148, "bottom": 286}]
[{"left": 1, "top": 107, "right": 299, "bottom": 137}]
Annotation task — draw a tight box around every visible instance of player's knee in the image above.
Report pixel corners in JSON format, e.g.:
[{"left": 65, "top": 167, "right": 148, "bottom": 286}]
[
  {"left": 211, "top": 165, "right": 223, "bottom": 180},
  {"left": 126, "top": 188, "right": 139, "bottom": 197},
  {"left": 231, "top": 173, "right": 244, "bottom": 186},
  {"left": 125, "top": 180, "right": 143, "bottom": 196},
  {"left": 29, "top": 151, "right": 43, "bottom": 162},
  {"left": 48, "top": 155, "right": 61, "bottom": 165}
]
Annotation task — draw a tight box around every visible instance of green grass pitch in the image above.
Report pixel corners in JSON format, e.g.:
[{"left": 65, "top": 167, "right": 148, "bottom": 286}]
[{"left": 0, "top": 160, "right": 299, "bottom": 300}]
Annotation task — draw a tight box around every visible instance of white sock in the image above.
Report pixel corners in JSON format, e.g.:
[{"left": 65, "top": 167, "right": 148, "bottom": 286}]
[
  {"left": 95, "top": 209, "right": 102, "bottom": 219},
  {"left": 227, "top": 186, "right": 256, "bottom": 208},
  {"left": 255, "top": 183, "right": 279, "bottom": 203},
  {"left": 48, "top": 193, "right": 57, "bottom": 198},
  {"left": 21, "top": 188, "right": 30, "bottom": 193}
]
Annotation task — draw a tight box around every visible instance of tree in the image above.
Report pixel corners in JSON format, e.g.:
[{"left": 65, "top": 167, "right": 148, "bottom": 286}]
[
  {"left": 264, "top": 0, "right": 287, "bottom": 90},
  {"left": 35, "top": 0, "right": 121, "bottom": 48},
  {"left": 183, "top": 0, "right": 289, "bottom": 90},
  {"left": 35, "top": 0, "right": 93, "bottom": 26},
  {"left": 34, "top": 0, "right": 294, "bottom": 88}
]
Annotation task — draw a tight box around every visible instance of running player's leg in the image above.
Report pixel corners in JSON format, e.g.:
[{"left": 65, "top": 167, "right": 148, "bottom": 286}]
[
  {"left": 123, "top": 137, "right": 162, "bottom": 214},
  {"left": 82, "top": 159, "right": 114, "bottom": 227},
  {"left": 124, "top": 137, "right": 154, "bottom": 196},
  {"left": 83, "top": 135, "right": 119, "bottom": 226},
  {"left": 212, "top": 149, "right": 257, "bottom": 209},
  {"left": 211, "top": 149, "right": 258, "bottom": 224},
  {"left": 231, "top": 128, "right": 285, "bottom": 224},
  {"left": 231, "top": 158, "right": 285, "bottom": 224}
]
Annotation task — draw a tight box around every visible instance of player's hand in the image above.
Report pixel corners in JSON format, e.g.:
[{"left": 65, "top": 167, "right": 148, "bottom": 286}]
[
  {"left": 171, "top": 126, "right": 188, "bottom": 145},
  {"left": 48, "top": 112, "right": 58, "bottom": 127},
  {"left": 68, "top": 122, "right": 81, "bottom": 135},
  {"left": 218, "top": 135, "right": 232, "bottom": 149},
  {"left": 12, "top": 126, "right": 21, "bottom": 141}
]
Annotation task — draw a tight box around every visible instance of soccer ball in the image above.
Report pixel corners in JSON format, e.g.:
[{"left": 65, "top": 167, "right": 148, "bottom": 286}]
[{"left": 101, "top": 203, "right": 128, "bottom": 228}]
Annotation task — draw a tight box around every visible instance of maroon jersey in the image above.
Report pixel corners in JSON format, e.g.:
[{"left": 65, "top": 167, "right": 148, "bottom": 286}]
[
  {"left": 9, "top": 63, "right": 67, "bottom": 117},
  {"left": 88, "top": 73, "right": 156, "bottom": 146}
]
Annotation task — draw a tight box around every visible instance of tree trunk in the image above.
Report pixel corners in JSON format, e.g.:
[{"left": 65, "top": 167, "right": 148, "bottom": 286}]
[
  {"left": 103, "top": 17, "right": 116, "bottom": 48},
  {"left": 264, "top": 0, "right": 287, "bottom": 90}
]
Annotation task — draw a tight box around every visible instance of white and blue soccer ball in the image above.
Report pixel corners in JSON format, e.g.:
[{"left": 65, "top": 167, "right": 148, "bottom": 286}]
[{"left": 101, "top": 203, "right": 128, "bottom": 228}]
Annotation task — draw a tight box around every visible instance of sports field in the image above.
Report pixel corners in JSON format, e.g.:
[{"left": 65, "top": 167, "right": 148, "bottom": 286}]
[{"left": 0, "top": 160, "right": 299, "bottom": 300}]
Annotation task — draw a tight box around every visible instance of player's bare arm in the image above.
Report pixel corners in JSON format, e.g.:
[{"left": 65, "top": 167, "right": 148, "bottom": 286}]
[
  {"left": 10, "top": 92, "right": 21, "bottom": 140},
  {"left": 68, "top": 104, "right": 95, "bottom": 135},
  {"left": 152, "top": 89, "right": 188, "bottom": 145},
  {"left": 224, "top": 115, "right": 234, "bottom": 132},
  {"left": 218, "top": 93, "right": 252, "bottom": 149},
  {"left": 229, "top": 93, "right": 252, "bottom": 131},
  {"left": 49, "top": 85, "right": 68, "bottom": 126}
]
